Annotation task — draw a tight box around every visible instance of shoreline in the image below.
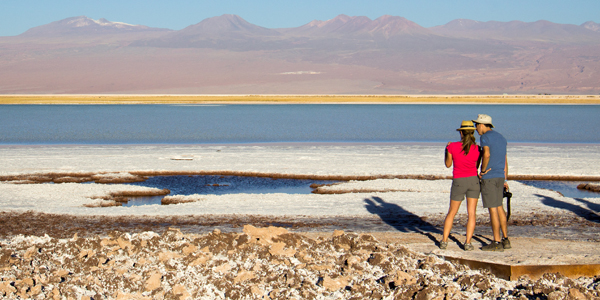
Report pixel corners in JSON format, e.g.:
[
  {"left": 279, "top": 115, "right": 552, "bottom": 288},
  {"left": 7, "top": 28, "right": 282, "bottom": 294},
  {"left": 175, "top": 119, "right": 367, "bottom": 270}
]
[{"left": 2, "top": 94, "right": 600, "bottom": 104}]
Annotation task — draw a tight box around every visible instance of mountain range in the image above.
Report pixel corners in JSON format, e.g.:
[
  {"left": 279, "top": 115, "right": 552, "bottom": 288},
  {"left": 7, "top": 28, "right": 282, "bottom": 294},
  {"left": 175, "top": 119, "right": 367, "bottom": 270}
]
[{"left": 1, "top": 14, "right": 600, "bottom": 94}]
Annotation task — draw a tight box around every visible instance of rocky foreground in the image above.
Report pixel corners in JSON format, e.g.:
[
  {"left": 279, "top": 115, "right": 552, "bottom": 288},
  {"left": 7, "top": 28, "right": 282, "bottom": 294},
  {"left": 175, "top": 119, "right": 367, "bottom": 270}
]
[{"left": 0, "top": 226, "right": 598, "bottom": 300}]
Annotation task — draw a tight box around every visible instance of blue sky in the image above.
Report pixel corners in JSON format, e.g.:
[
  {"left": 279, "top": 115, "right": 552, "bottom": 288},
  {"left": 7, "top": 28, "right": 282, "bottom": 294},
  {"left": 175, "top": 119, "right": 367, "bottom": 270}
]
[{"left": 2, "top": 0, "right": 599, "bottom": 36}]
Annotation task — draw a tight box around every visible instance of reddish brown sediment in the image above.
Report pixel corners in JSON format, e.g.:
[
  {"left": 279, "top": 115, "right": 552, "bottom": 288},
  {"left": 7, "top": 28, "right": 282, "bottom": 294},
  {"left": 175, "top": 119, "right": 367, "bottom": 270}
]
[
  {"left": 0, "top": 172, "right": 145, "bottom": 184},
  {"left": 52, "top": 176, "right": 94, "bottom": 183},
  {"left": 509, "top": 175, "right": 600, "bottom": 181},
  {"left": 577, "top": 183, "right": 600, "bottom": 192},
  {"left": 129, "top": 170, "right": 452, "bottom": 181},
  {"left": 0, "top": 212, "right": 339, "bottom": 238},
  {"left": 0, "top": 211, "right": 597, "bottom": 240},
  {"left": 161, "top": 195, "right": 203, "bottom": 205},
  {"left": 110, "top": 189, "right": 171, "bottom": 198},
  {"left": 3, "top": 171, "right": 600, "bottom": 184},
  {"left": 312, "top": 188, "right": 415, "bottom": 194},
  {"left": 90, "top": 174, "right": 148, "bottom": 183}
]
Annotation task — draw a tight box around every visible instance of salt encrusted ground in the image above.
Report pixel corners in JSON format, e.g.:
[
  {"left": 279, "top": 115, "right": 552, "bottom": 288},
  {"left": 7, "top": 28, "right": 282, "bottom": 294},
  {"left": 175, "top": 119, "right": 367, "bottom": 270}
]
[
  {"left": 0, "top": 144, "right": 599, "bottom": 299},
  {"left": 1, "top": 144, "right": 599, "bottom": 216}
]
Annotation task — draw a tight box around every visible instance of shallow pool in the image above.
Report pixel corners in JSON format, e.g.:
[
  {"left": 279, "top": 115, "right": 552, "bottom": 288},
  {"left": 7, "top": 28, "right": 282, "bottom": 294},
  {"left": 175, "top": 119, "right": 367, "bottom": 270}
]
[
  {"left": 120, "top": 175, "right": 339, "bottom": 206},
  {"left": 517, "top": 181, "right": 600, "bottom": 198}
]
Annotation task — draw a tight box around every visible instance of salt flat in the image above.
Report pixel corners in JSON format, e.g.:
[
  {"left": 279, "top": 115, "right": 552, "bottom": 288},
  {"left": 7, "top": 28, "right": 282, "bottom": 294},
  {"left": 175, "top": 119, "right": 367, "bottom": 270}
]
[
  {"left": 1, "top": 144, "right": 599, "bottom": 289},
  {"left": 0, "top": 144, "right": 599, "bottom": 217}
]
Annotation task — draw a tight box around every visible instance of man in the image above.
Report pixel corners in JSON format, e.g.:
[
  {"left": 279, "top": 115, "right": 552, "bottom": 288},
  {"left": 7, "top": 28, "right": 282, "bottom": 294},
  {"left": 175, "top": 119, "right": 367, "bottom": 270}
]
[{"left": 473, "top": 114, "right": 510, "bottom": 252}]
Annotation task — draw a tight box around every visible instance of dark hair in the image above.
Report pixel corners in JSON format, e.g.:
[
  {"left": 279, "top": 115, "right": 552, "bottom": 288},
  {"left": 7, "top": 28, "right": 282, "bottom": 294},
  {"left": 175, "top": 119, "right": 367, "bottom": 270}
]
[{"left": 461, "top": 130, "right": 476, "bottom": 155}]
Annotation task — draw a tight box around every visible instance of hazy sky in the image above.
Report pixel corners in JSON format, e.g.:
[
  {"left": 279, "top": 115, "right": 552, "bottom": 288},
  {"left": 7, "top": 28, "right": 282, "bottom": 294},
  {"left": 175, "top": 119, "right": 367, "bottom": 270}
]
[{"left": 2, "top": 0, "right": 599, "bottom": 36}]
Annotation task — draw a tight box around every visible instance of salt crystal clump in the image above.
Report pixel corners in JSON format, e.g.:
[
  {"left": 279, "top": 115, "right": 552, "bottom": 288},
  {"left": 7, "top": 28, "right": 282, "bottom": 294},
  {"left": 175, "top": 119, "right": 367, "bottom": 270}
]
[
  {"left": 0, "top": 227, "right": 598, "bottom": 299},
  {"left": 91, "top": 172, "right": 146, "bottom": 183},
  {"left": 161, "top": 194, "right": 205, "bottom": 205},
  {"left": 242, "top": 224, "right": 289, "bottom": 245}
]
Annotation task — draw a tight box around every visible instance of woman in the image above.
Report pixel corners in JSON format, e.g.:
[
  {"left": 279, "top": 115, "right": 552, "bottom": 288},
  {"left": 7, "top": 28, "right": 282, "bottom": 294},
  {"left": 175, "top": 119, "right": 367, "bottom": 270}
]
[{"left": 439, "top": 120, "right": 481, "bottom": 251}]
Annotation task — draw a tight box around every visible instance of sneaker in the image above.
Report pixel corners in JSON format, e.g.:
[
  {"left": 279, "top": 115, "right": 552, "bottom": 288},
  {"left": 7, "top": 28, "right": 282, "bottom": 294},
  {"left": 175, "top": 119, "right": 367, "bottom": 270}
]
[
  {"left": 464, "top": 243, "right": 474, "bottom": 251},
  {"left": 439, "top": 241, "right": 448, "bottom": 250},
  {"left": 481, "top": 241, "right": 504, "bottom": 252},
  {"left": 502, "top": 237, "right": 512, "bottom": 249}
]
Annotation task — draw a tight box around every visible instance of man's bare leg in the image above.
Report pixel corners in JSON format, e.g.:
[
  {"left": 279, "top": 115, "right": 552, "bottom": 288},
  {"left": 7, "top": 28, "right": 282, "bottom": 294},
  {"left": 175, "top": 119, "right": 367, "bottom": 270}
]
[
  {"left": 488, "top": 207, "right": 501, "bottom": 242},
  {"left": 497, "top": 205, "right": 508, "bottom": 239}
]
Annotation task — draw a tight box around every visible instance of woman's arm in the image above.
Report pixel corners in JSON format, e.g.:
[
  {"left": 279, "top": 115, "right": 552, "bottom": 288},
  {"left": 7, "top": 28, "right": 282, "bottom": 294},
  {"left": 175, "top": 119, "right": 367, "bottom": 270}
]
[
  {"left": 476, "top": 146, "right": 482, "bottom": 169},
  {"left": 445, "top": 142, "right": 453, "bottom": 168}
]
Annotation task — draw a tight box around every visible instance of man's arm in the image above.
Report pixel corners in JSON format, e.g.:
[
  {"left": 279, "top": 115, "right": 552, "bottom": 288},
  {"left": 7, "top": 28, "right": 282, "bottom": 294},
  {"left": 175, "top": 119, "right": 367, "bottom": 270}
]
[
  {"left": 480, "top": 145, "right": 491, "bottom": 175},
  {"left": 504, "top": 155, "right": 509, "bottom": 188}
]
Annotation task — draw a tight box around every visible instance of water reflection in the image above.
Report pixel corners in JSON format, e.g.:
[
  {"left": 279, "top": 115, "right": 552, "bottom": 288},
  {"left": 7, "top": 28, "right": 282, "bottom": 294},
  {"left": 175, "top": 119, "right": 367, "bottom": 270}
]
[
  {"left": 121, "top": 175, "right": 338, "bottom": 206},
  {"left": 518, "top": 181, "right": 600, "bottom": 198},
  {"left": 121, "top": 196, "right": 164, "bottom": 207}
]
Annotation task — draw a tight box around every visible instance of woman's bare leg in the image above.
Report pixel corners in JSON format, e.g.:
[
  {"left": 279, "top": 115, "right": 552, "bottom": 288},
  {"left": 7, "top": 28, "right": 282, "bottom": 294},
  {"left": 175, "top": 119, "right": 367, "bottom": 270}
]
[
  {"left": 465, "top": 197, "right": 478, "bottom": 244},
  {"left": 442, "top": 200, "right": 462, "bottom": 242}
]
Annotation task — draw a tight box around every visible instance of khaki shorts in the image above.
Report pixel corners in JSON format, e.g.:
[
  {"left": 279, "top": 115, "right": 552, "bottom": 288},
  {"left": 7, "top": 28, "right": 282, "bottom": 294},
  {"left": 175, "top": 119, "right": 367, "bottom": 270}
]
[
  {"left": 481, "top": 177, "right": 505, "bottom": 208},
  {"left": 450, "top": 176, "right": 480, "bottom": 201}
]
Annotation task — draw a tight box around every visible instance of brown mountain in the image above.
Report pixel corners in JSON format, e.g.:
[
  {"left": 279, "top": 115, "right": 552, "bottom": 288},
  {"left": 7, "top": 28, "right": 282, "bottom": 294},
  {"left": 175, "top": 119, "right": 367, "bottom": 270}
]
[
  {"left": 130, "top": 14, "right": 286, "bottom": 50},
  {"left": 582, "top": 21, "right": 600, "bottom": 32},
  {"left": 1, "top": 14, "right": 599, "bottom": 95},
  {"left": 283, "top": 14, "right": 430, "bottom": 37},
  {"left": 176, "top": 14, "right": 280, "bottom": 37},
  {"left": 431, "top": 19, "right": 600, "bottom": 43},
  {"left": 20, "top": 16, "right": 171, "bottom": 37}
]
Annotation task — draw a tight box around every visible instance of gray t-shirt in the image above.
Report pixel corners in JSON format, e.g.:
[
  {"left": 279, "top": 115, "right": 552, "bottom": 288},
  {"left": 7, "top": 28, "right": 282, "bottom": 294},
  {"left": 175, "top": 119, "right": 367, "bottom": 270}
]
[{"left": 480, "top": 130, "right": 507, "bottom": 180}]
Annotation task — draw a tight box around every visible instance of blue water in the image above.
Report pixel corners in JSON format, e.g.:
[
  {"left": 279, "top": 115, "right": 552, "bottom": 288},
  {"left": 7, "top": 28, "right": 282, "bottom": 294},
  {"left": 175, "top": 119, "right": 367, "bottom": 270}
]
[
  {"left": 119, "top": 175, "right": 338, "bottom": 206},
  {"left": 518, "top": 181, "right": 600, "bottom": 198},
  {"left": 0, "top": 104, "right": 599, "bottom": 144},
  {"left": 126, "top": 175, "right": 336, "bottom": 196}
]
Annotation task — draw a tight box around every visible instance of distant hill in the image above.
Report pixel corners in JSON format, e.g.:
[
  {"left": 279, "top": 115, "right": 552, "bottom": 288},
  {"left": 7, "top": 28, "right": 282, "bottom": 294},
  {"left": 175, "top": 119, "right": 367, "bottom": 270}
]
[
  {"left": 282, "top": 14, "right": 431, "bottom": 37},
  {"left": 20, "top": 16, "right": 171, "bottom": 37},
  {"left": 1, "top": 14, "right": 599, "bottom": 95},
  {"left": 430, "top": 19, "right": 600, "bottom": 43},
  {"left": 581, "top": 21, "right": 600, "bottom": 32}
]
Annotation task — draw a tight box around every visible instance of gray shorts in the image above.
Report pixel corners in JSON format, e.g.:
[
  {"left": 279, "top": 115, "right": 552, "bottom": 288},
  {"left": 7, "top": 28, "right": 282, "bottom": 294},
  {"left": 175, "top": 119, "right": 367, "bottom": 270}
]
[
  {"left": 450, "top": 176, "right": 480, "bottom": 201},
  {"left": 481, "top": 177, "right": 505, "bottom": 208}
]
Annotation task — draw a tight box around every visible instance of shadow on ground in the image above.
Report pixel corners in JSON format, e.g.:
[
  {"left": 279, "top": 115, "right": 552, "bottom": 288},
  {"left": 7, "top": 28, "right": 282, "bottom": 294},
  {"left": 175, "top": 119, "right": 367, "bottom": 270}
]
[
  {"left": 537, "top": 194, "right": 600, "bottom": 223},
  {"left": 535, "top": 194, "right": 600, "bottom": 223},
  {"left": 364, "top": 196, "right": 442, "bottom": 243}
]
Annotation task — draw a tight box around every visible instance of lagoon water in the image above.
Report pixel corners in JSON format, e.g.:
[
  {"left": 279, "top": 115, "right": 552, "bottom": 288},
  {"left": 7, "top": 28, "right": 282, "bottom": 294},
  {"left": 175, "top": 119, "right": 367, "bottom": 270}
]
[
  {"left": 1, "top": 104, "right": 599, "bottom": 145},
  {"left": 119, "top": 175, "right": 338, "bottom": 207}
]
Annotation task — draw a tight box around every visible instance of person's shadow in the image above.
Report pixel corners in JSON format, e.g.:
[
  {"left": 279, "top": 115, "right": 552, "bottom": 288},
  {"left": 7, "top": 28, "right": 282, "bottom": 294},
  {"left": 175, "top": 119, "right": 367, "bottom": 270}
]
[
  {"left": 573, "top": 197, "right": 600, "bottom": 214},
  {"left": 364, "top": 196, "right": 444, "bottom": 244},
  {"left": 537, "top": 194, "right": 600, "bottom": 223}
]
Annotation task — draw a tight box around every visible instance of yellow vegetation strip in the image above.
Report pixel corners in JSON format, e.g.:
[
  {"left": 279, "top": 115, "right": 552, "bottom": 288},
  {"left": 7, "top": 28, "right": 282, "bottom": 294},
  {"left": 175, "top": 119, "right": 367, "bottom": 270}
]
[{"left": 2, "top": 95, "right": 600, "bottom": 104}]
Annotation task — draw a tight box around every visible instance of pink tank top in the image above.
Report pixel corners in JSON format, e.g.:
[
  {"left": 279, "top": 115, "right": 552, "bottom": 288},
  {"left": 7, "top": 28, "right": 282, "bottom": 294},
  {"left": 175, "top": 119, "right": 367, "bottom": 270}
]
[{"left": 447, "top": 142, "right": 480, "bottom": 178}]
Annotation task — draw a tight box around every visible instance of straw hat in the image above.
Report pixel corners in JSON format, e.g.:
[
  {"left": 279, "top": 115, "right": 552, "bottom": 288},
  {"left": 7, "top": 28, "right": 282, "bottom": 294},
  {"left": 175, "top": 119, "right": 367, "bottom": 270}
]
[
  {"left": 456, "top": 120, "right": 476, "bottom": 131},
  {"left": 472, "top": 114, "right": 494, "bottom": 128}
]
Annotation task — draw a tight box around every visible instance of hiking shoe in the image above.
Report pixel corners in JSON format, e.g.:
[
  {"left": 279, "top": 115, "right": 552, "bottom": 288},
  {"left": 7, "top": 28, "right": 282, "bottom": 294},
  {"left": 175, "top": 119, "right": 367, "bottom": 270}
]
[
  {"left": 464, "top": 243, "right": 474, "bottom": 251},
  {"left": 481, "top": 242, "right": 504, "bottom": 252},
  {"left": 439, "top": 241, "right": 448, "bottom": 250},
  {"left": 502, "top": 237, "right": 512, "bottom": 249}
]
